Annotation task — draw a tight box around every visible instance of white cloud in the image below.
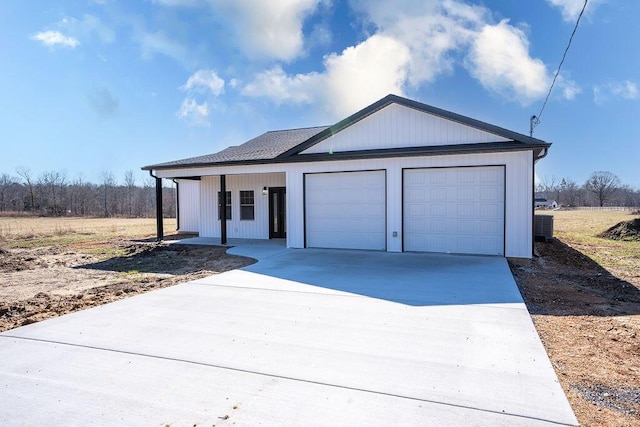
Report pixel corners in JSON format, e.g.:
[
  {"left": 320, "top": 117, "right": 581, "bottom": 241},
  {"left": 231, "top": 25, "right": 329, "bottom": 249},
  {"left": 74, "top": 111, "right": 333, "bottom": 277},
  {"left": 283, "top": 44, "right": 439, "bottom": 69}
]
[
  {"left": 177, "top": 97, "right": 210, "bottom": 127},
  {"left": 242, "top": 65, "right": 318, "bottom": 104},
  {"left": 322, "top": 34, "right": 410, "bottom": 116},
  {"left": 33, "top": 14, "right": 114, "bottom": 51},
  {"left": 349, "top": 0, "right": 570, "bottom": 105},
  {"left": 182, "top": 70, "right": 225, "bottom": 95},
  {"left": 351, "top": 0, "right": 482, "bottom": 86},
  {"left": 593, "top": 81, "right": 639, "bottom": 104},
  {"left": 31, "top": 30, "right": 80, "bottom": 48},
  {"left": 559, "top": 76, "right": 582, "bottom": 100},
  {"left": 154, "top": 0, "right": 322, "bottom": 61},
  {"left": 546, "top": 0, "right": 601, "bottom": 22},
  {"left": 242, "top": 0, "right": 581, "bottom": 116},
  {"left": 308, "top": 22, "right": 332, "bottom": 49},
  {"left": 209, "top": 0, "right": 322, "bottom": 61},
  {"left": 177, "top": 70, "right": 225, "bottom": 126},
  {"left": 466, "top": 20, "right": 549, "bottom": 105},
  {"left": 243, "top": 34, "right": 410, "bottom": 118}
]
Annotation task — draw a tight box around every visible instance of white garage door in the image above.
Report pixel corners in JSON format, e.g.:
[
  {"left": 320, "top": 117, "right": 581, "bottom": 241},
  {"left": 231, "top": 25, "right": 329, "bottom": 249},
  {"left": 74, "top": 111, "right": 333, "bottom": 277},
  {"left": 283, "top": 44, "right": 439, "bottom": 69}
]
[
  {"left": 306, "top": 170, "right": 386, "bottom": 250},
  {"left": 404, "top": 166, "right": 504, "bottom": 255}
]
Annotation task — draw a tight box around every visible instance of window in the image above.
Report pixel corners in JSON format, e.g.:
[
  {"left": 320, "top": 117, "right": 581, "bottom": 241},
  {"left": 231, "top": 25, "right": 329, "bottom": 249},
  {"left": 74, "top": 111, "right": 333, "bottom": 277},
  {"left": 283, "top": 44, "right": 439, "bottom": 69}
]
[
  {"left": 218, "top": 191, "right": 231, "bottom": 220},
  {"left": 240, "top": 190, "right": 255, "bottom": 220}
]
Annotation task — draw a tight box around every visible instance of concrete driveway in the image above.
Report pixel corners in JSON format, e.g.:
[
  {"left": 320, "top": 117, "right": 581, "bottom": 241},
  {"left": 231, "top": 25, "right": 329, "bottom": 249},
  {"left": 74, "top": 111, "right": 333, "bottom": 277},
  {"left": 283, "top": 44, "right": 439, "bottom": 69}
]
[{"left": 0, "top": 242, "right": 577, "bottom": 426}]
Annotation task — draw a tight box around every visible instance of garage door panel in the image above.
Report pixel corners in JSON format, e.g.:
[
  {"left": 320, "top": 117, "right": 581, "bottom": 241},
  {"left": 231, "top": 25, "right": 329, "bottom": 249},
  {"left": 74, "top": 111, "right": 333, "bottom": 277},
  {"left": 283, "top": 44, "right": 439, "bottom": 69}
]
[
  {"left": 306, "top": 171, "right": 386, "bottom": 250},
  {"left": 404, "top": 167, "right": 504, "bottom": 255}
]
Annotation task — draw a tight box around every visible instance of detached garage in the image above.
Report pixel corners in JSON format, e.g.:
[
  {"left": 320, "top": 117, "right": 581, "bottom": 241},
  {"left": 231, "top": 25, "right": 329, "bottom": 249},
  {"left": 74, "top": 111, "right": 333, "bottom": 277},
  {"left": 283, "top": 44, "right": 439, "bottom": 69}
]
[{"left": 143, "top": 94, "right": 551, "bottom": 259}]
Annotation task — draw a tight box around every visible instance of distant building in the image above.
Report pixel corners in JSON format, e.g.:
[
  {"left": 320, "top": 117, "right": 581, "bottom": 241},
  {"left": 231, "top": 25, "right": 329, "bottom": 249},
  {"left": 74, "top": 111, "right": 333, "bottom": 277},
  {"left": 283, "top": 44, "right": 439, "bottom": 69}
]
[{"left": 535, "top": 198, "right": 558, "bottom": 209}]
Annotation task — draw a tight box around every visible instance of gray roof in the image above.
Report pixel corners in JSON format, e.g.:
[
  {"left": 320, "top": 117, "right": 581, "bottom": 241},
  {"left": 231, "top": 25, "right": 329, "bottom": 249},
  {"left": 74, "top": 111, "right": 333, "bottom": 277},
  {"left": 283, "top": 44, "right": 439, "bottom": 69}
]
[
  {"left": 143, "top": 94, "right": 551, "bottom": 171},
  {"left": 145, "top": 126, "right": 328, "bottom": 169}
]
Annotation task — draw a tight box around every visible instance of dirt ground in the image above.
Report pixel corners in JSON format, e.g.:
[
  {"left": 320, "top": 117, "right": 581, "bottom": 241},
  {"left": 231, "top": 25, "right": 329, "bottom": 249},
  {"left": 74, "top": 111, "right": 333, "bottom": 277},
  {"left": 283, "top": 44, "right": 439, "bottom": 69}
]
[
  {"left": 1, "top": 228, "right": 639, "bottom": 426},
  {"left": 0, "top": 238, "right": 254, "bottom": 331},
  {"left": 510, "top": 239, "right": 640, "bottom": 426}
]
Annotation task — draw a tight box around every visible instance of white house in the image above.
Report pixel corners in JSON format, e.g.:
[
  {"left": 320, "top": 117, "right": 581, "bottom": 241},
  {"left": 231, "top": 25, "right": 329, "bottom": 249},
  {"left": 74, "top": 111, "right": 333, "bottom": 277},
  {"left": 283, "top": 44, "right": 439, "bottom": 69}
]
[{"left": 143, "top": 94, "right": 551, "bottom": 259}]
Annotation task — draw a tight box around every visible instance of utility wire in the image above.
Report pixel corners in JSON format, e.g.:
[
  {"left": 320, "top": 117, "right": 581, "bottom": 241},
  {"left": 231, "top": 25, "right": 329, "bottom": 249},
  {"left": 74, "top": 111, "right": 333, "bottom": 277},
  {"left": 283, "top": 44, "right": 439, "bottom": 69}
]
[{"left": 531, "top": 0, "right": 588, "bottom": 136}]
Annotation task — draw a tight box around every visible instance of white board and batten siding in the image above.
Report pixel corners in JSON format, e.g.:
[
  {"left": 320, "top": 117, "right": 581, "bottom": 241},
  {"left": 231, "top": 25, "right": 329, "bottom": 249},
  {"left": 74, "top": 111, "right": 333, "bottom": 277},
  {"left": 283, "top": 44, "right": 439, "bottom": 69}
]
[
  {"left": 156, "top": 103, "right": 535, "bottom": 258},
  {"left": 176, "top": 179, "right": 200, "bottom": 233},
  {"left": 404, "top": 166, "right": 505, "bottom": 256},
  {"left": 301, "top": 103, "right": 510, "bottom": 155},
  {"left": 305, "top": 170, "right": 386, "bottom": 250},
  {"left": 199, "top": 173, "right": 285, "bottom": 239},
  {"left": 284, "top": 150, "right": 533, "bottom": 258}
]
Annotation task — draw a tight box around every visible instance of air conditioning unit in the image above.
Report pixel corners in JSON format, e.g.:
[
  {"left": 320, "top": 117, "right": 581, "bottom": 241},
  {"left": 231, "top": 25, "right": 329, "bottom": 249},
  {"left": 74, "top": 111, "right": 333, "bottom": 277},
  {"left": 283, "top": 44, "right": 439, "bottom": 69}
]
[{"left": 534, "top": 214, "right": 554, "bottom": 241}]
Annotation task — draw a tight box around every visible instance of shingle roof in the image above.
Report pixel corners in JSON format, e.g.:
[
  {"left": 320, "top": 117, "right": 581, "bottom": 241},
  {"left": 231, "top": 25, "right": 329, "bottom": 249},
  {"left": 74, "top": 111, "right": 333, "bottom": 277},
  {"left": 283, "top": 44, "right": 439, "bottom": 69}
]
[{"left": 144, "top": 126, "right": 328, "bottom": 169}]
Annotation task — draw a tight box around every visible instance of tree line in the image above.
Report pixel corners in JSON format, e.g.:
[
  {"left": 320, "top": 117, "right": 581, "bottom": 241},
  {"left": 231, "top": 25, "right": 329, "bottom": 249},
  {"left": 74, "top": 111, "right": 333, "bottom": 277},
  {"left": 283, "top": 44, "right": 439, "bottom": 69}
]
[
  {"left": 536, "top": 171, "right": 640, "bottom": 208},
  {"left": 0, "top": 169, "right": 637, "bottom": 218},
  {"left": 0, "top": 169, "right": 176, "bottom": 218}
]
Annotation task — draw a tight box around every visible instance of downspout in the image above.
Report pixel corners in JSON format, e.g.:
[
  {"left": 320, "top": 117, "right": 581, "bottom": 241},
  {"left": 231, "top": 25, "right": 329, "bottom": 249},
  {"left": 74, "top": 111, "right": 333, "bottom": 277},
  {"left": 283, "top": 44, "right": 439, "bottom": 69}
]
[
  {"left": 148, "top": 170, "right": 164, "bottom": 242},
  {"left": 532, "top": 151, "right": 536, "bottom": 257},
  {"left": 172, "top": 179, "right": 180, "bottom": 232},
  {"left": 219, "top": 174, "right": 227, "bottom": 245},
  {"left": 531, "top": 147, "right": 548, "bottom": 256}
]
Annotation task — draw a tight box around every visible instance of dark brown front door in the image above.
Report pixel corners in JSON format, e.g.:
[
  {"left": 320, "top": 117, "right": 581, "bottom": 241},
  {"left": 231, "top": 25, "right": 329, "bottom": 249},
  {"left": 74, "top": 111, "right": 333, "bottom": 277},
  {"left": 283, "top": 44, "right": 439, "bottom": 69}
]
[{"left": 269, "top": 187, "right": 286, "bottom": 239}]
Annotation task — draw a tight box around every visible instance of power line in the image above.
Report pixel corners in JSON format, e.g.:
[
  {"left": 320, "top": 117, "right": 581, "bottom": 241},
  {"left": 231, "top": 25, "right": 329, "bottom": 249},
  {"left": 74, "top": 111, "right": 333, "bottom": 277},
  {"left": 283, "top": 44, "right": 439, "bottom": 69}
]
[{"left": 530, "top": 0, "right": 588, "bottom": 136}]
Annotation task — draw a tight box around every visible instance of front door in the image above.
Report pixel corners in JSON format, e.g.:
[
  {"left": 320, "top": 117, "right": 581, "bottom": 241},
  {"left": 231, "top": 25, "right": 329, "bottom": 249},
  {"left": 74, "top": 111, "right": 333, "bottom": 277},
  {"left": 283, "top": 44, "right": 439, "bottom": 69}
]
[{"left": 269, "top": 187, "right": 286, "bottom": 238}]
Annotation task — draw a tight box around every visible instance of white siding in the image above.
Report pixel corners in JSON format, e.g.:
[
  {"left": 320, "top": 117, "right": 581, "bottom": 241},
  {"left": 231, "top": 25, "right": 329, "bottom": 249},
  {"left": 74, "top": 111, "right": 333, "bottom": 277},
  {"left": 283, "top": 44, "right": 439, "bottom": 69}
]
[
  {"left": 199, "top": 173, "right": 285, "bottom": 239},
  {"left": 176, "top": 179, "right": 200, "bottom": 233},
  {"left": 301, "top": 104, "right": 510, "bottom": 154},
  {"left": 157, "top": 151, "right": 534, "bottom": 258},
  {"left": 282, "top": 151, "right": 533, "bottom": 258}
]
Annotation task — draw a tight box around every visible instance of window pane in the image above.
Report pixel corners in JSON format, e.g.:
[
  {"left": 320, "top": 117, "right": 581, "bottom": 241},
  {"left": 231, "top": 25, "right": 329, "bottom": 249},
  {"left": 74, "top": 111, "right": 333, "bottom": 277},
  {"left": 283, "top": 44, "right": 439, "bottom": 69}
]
[
  {"left": 240, "top": 190, "right": 254, "bottom": 220},
  {"left": 240, "top": 190, "right": 254, "bottom": 205},
  {"left": 240, "top": 205, "right": 254, "bottom": 220}
]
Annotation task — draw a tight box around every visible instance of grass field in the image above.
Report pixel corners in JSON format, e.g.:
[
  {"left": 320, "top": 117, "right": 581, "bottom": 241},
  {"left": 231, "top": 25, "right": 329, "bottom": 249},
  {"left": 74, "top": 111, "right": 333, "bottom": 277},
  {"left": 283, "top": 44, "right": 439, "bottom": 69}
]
[
  {"left": 545, "top": 210, "right": 640, "bottom": 282},
  {"left": 0, "top": 217, "right": 177, "bottom": 248}
]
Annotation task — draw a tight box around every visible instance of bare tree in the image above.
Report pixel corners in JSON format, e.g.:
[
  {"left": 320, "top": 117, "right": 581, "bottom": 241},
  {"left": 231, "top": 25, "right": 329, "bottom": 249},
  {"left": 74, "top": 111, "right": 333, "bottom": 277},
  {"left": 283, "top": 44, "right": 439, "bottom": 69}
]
[
  {"left": 537, "top": 176, "right": 559, "bottom": 203},
  {"left": 100, "top": 171, "right": 115, "bottom": 217},
  {"left": 0, "top": 173, "right": 13, "bottom": 212},
  {"left": 584, "top": 171, "right": 621, "bottom": 207},
  {"left": 124, "top": 170, "right": 136, "bottom": 217},
  {"left": 559, "top": 178, "right": 580, "bottom": 207},
  {"left": 39, "top": 170, "right": 67, "bottom": 215},
  {"left": 16, "top": 167, "right": 36, "bottom": 211}
]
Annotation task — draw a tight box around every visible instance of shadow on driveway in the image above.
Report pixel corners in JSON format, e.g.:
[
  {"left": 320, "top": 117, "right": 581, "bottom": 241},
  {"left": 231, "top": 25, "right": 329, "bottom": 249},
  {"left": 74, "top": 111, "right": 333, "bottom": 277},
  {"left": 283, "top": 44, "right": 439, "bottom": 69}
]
[
  {"left": 75, "top": 243, "right": 252, "bottom": 276},
  {"left": 231, "top": 248, "right": 524, "bottom": 307}
]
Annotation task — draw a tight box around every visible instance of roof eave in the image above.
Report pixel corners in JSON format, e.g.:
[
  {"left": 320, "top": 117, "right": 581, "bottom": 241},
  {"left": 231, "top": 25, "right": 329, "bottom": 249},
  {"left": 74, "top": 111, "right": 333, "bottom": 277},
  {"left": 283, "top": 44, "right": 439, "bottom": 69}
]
[{"left": 143, "top": 141, "right": 551, "bottom": 173}]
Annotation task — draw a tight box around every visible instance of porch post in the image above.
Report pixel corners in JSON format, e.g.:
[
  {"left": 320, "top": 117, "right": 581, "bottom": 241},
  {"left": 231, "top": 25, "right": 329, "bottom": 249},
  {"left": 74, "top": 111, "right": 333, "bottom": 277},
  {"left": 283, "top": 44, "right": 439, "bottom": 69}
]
[
  {"left": 219, "top": 174, "right": 227, "bottom": 245},
  {"left": 155, "top": 176, "right": 164, "bottom": 242},
  {"left": 174, "top": 180, "right": 180, "bottom": 232}
]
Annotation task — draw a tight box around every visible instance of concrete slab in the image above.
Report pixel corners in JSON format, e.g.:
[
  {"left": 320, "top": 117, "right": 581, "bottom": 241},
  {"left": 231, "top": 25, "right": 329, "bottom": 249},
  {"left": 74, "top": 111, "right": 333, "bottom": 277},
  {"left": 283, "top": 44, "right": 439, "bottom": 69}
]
[
  {"left": 169, "top": 237, "right": 288, "bottom": 260},
  {"left": 0, "top": 247, "right": 578, "bottom": 426}
]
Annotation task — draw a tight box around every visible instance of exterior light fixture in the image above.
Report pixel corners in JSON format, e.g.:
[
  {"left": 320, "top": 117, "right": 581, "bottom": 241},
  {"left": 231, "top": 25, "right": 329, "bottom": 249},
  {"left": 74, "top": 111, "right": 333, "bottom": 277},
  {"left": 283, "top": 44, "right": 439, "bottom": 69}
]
[{"left": 262, "top": 186, "right": 268, "bottom": 195}]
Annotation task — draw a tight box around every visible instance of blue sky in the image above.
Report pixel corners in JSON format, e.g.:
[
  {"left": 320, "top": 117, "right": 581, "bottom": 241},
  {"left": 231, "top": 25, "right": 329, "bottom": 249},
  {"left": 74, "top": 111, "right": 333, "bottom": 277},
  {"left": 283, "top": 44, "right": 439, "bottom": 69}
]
[{"left": 1, "top": 0, "right": 638, "bottom": 187}]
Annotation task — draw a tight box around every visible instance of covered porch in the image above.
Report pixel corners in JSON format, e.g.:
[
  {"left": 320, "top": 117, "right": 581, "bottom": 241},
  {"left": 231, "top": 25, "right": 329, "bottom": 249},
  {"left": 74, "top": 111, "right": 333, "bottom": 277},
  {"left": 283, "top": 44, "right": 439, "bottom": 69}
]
[{"left": 154, "top": 172, "right": 287, "bottom": 246}]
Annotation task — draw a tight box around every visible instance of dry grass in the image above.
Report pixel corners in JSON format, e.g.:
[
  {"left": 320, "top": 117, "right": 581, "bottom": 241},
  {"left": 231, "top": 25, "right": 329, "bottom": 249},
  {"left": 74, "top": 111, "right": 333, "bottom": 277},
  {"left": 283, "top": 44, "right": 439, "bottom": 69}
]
[
  {"left": 0, "top": 217, "right": 177, "bottom": 248},
  {"left": 545, "top": 210, "right": 640, "bottom": 283}
]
